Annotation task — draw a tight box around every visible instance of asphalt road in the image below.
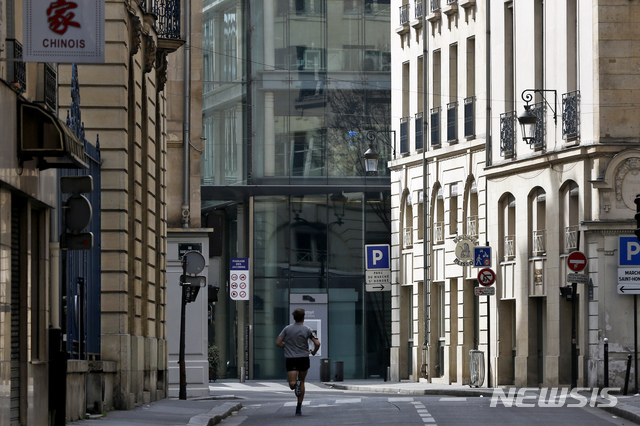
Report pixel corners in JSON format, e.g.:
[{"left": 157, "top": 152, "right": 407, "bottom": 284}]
[{"left": 212, "top": 382, "right": 636, "bottom": 426}]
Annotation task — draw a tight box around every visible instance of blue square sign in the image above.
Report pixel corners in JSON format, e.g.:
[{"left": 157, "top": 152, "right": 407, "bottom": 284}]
[
  {"left": 474, "top": 246, "right": 491, "bottom": 268},
  {"left": 366, "top": 244, "right": 390, "bottom": 270}
]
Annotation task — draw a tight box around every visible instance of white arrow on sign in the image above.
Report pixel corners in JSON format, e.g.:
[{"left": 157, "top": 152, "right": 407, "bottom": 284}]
[
  {"left": 366, "top": 283, "right": 390, "bottom": 292},
  {"left": 617, "top": 285, "right": 640, "bottom": 295}
]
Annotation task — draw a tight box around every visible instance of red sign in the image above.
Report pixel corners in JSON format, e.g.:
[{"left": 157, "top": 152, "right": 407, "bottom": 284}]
[
  {"left": 478, "top": 268, "right": 496, "bottom": 286},
  {"left": 567, "top": 251, "right": 588, "bottom": 272}
]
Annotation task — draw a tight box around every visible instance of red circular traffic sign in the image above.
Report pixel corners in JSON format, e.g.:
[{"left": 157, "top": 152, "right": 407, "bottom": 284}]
[
  {"left": 567, "top": 251, "right": 587, "bottom": 272},
  {"left": 478, "top": 268, "right": 496, "bottom": 286}
]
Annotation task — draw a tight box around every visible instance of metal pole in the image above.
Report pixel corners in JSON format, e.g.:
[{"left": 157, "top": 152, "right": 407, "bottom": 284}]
[
  {"left": 604, "top": 338, "right": 609, "bottom": 388},
  {"left": 635, "top": 295, "right": 638, "bottom": 392},
  {"left": 624, "top": 354, "right": 633, "bottom": 395},
  {"left": 179, "top": 284, "right": 187, "bottom": 400},
  {"left": 571, "top": 281, "right": 578, "bottom": 389}
]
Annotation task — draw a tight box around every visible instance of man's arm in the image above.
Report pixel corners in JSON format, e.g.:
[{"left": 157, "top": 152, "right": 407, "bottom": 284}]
[
  {"left": 276, "top": 335, "right": 285, "bottom": 348},
  {"left": 310, "top": 337, "right": 321, "bottom": 355}
]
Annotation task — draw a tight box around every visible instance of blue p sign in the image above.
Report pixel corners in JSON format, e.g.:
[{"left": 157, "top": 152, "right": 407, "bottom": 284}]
[
  {"left": 366, "top": 244, "right": 390, "bottom": 269},
  {"left": 620, "top": 236, "right": 640, "bottom": 266}
]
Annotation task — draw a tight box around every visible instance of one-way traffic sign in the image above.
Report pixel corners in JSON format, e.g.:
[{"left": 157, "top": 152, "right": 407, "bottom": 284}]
[{"left": 618, "top": 285, "right": 640, "bottom": 295}]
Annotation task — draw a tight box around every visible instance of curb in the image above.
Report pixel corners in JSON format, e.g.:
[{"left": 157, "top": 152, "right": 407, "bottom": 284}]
[
  {"left": 324, "top": 383, "right": 494, "bottom": 398},
  {"left": 600, "top": 400, "right": 640, "bottom": 425},
  {"left": 187, "top": 402, "right": 243, "bottom": 426}
]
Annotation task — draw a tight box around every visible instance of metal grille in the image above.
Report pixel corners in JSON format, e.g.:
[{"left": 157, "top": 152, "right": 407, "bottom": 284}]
[
  {"left": 430, "top": 107, "right": 441, "bottom": 146},
  {"left": 447, "top": 102, "right": 457, "bottom": 143},
  {"left": 415, "top": 0, "right": 423, "bottom": 18},
  {"left": 530, "top": 102, "right": 545, "bottom": 151},
  {"left": 7, "top": 39, "right": 26, "bottom": 93},
  {"left": 415, "top": 112, "right": 423, "bottom": 150},
  {"left": 500, "top": 111, "right": 516, "bottom": 158},
  {"left": 400, "top": 117, "right": 409, "bottom": 154},
  {"left": 10, "top": 202, "right": 20, "bottom": 424},
  {"left": 153, "top": 0, "right": 182, "bottom": 40},
  {"left": 431, "top": 0, "right": 441, "bottom": 12},
  {"left": 533, "top": 230, "right": 546, "bottom": 256},
  {"left": 44, "top": 63, "right": 58, "bottom": 111},
  {"left": 464, "top": 96, "right": 474, "bottom": 137},
  {"left": 400, "top": 4, "right": 410, "bottom": 24},
  {"left": 562, "top": 90, "right": 580, "bottom": 141}
]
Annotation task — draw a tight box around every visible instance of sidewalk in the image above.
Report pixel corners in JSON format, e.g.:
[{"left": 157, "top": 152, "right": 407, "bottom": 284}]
[{"left": 68, "top": 379, "right": 640, "bottom": 425}]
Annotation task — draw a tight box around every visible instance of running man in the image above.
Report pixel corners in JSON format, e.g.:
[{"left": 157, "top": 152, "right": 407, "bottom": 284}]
[{"left": 275, "top": 308, "right": 321, "bottom": 416}]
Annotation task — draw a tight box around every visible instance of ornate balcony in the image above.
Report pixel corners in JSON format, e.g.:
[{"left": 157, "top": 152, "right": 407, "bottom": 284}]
[
  {"left": 504, "top": 235, "right": 516, "bottom": 261},
  {"left": 532, "top": 229, "right": 546, "bottom": 256},
  {"left": 466, "top": 215, "right": 478, "bottom": 237},
  {"left": 434, "top": 221, "right": 444, "bottom": 244},
  {"left": 500, "top": 111, "right": 516, "bottom": 159},
  {"left": 562, "top": 90, "right": 580, "bottom": 141},
  {"left": 404, "top": 227, "right": 413, "bottom": 249},
  {"left": 147, "top": 0, "right": 184, "bottom": 51},
  {"left": 565, "top": 225, "right": 579, "bottom": 252}
]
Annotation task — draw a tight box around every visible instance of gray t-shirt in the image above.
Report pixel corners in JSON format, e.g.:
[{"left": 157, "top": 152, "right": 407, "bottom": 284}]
[{"left": 278, "top": 322, "right": 316, "bottom": 359}]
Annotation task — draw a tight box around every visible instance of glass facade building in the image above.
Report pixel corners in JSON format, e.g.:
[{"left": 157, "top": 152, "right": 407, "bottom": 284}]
[{"left": 202, "top": 0, "right": 392, "bottom": 379}]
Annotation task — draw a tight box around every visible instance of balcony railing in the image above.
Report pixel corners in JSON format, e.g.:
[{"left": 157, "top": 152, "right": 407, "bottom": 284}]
[
  {"left": 404, "top": 227, "right": 413, "bottom": 248},
  {"left": 400, "top": 117, "right": 409, "bottom": 154},
  {"left": 430, "top": 0, "right": 441, "bottom": 12},
  {"left": 500, "top": 111, "right": 516, "bottom": 158},
  {"left": 562, "top": 90, "right": 580, "bottom": 141},
  {"left": 565, "top": 225, "right": 579, "bottom": 252},
  {"left": 415, "top": 0, "right": 423, "bottom": 19},
  {"left": 464, "top": 96, "right": 475, "bottom": 138},
  {"left": 7, "top": 39, "right": 26, "bottom": 93},
  {"left": 447, "top": 0, "right": 457, "bottom": 3},
  {"left": 43, "top": 63, "right": 57, "bottom": 111},
  {"left": 447, "top": 101, "right": 457, "bottom": 143},
  {"left": 434, "top": 221, "right": 444, "bottom": 244},
  {"left": 504, "top": 235, "right": 516, "bottom": 260},
  {"left": 533, "top": 229, "right": 546, "bottom": 256},
  {"left": 467, "top": 215, "right": 478, "bottom": 237},
  {"left": 400, "top": 4, "right": 410, "bottom": 25},
  {"left": 528, "top": 101, "right": 545, "bottom": 151},
  {"left": 150, "top": 0, "right": 182, "bottom": 40},
  {"left": 415, "top": 112, "right": 424, "bottom": 150},
  {"left": 431, "top": 106, "right": 441, "bottom": 147}
]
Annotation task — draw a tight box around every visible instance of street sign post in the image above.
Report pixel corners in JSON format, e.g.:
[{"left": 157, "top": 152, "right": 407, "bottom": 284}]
[
  {"left": 567, "top": 251, "right": 588, "bottom": 272},
  {"left": 474, "top": 246, "right": 492, "bottom": 267},
  {"left": 474, "top": 287, "right": 496, "bottom": 296},
  {"left": 618, "top": 285, "right": 640, "bottom": 295},
  {"left": 567, "top": 273, "right": 588, "bottom": 284},
  {"left": 477, "top": 268, "right": 496, "bottom": 286},
  {"left": 365, "top": 244, "right": 391, "bottom": 291}
]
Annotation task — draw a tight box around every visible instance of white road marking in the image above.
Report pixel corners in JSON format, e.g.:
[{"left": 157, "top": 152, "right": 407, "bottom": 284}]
[{"left": 336, "top": 398, "right": 362, "bottom": 404}]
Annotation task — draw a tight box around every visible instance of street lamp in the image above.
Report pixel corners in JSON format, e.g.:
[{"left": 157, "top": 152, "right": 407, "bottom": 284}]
[
  {"left": 361, "top": 130, "right": 396, "bottom": 174},
  {"left": 517, "top": 89, "right": 557, "bottom": 144}
]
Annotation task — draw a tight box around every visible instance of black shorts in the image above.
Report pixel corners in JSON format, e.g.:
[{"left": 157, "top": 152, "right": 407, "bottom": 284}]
[{"left": 286, "top": 357, "right": 310, "bottom": 372}]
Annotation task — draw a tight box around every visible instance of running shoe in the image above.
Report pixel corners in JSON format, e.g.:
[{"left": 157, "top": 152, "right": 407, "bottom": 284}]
[
  {"left": 294, "top": 380, "right": 302, "bottom": 397},
  {"left": 295, "top": 408, "right": 302, "bottom": 416}
]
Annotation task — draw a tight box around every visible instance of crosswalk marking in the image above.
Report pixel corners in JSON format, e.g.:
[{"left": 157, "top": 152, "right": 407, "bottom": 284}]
[{"left": 336, "top": 398, "right": 361, "bottom": 404}]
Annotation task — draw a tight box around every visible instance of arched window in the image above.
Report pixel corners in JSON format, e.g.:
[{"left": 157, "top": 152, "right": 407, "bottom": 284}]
[
  {"left": 560, "top": 181, "right": 579, "bottom": 252},
  {"left": 529, "top": 187, "right": 546, "bottom": 256}
]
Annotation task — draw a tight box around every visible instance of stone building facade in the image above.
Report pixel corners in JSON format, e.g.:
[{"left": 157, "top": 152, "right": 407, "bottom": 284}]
[{"left": 391, "top": 0, "right": 640, "bottom": 389}]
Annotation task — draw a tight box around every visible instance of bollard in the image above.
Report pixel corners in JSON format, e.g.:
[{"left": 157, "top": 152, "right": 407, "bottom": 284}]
[
  {"left": 624, "top": 354, "right": 632, "bottom": 395},
  {"left": 604, "top": 338, "right": 609, "bottom": 388}
]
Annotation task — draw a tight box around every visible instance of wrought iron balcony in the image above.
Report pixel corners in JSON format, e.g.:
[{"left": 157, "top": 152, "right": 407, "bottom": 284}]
[
  {"left": 7, "top": 39, "right": 26, "bottom": 93},
  {"left": 466, "top": 215, "right": 478, "bottom": 237},
  {"left": 565, "top": 225, "right": 578, "bottom": 252},
  {"left": 43, "top": 63, "right": 57, "bottom": 111},
  {"left": 434, "top": 221, "right": 444, "bottom": 244},
  {"left": 431, "top": 106, "right": 441, "bottom": 147},
  {"left": 415, "top": 0, "right": 423, "bottom": 19},
  {"left": 430, "top": 0, "right": 441, "bottom": 12},
  {"left": 147, "top": 0, "right": 182, "bottom": 42},
  {"left": 415, "top": 112, "right": 424, "bottom": 150},
  {"left": 464, "top": 96, "right": 475, "bottom": 138},
  {"left": 400, "top": 4, "right": 410, "bottom": 25},
  {"left": 404, "top": 227, "right": 413, "bottom": 248},
  {"left": 447, "top": 101, "right": 457, "bottom": 143},
  {"left": 562, "top": 90, "right": 580, "bottom": 141},
  {"left": 528, "top": 101, "right": 545, "bottom": 151},
  {"left": 500, "top": 111, "right": 516, "bottom": 158},
  {"left": 400, "top": 116, "right": 410, "bottom": 154},
  {"left": 533, "top": 229, "right": 546, "bottom": 256},
  {"left": 504, "top": 235, "right": 516, "bottom": 261}
]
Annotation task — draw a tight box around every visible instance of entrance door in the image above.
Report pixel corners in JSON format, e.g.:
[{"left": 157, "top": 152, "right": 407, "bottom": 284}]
[{"left": 290, "top": 293, "right": 328, "bottom": 381}]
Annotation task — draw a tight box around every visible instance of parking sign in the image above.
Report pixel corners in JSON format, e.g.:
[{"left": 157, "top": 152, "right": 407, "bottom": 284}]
[
  {"left": 365, "top": 244, "right": 390, "bottom": 270},
  {"left": 620, "top": 236, "right": 640, "bottom": 266}
]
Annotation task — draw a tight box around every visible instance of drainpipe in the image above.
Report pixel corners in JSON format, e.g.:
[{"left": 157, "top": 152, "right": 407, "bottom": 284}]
[
  {"left": 422, "top": 4, "right": 430, "bottom": 380},
  {"left": 182, "top": 0, "right": 192, "bottom": 228},
  {"left": 485, "top": 0, "right": 492, "bottom": 388}
]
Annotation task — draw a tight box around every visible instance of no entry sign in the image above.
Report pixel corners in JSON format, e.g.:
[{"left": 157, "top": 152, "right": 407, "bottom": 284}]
[{"left": 567, "top": 251, "right": 587, "bottom": 272}]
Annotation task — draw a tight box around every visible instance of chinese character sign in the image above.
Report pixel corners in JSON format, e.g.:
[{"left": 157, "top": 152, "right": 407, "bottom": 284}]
[{"left": 24, "top": 0, "right": 104, "bottom": 63}]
